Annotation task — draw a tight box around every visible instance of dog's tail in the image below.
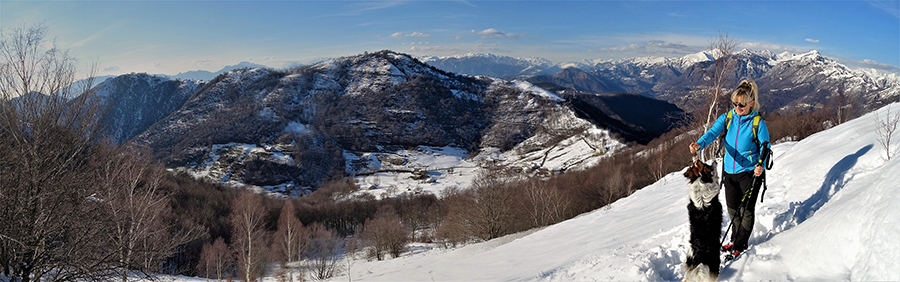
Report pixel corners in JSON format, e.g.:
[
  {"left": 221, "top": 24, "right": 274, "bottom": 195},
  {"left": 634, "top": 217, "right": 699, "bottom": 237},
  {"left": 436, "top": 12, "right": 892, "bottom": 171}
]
[{"left": 683, "top": 264, "right": 717, "bottom": 282}]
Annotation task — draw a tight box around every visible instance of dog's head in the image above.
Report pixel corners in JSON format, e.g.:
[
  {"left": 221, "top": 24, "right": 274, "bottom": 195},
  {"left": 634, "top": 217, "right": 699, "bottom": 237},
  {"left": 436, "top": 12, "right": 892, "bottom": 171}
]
[{"left": 683, "top": 159, "right": 715, "bottom": 184}]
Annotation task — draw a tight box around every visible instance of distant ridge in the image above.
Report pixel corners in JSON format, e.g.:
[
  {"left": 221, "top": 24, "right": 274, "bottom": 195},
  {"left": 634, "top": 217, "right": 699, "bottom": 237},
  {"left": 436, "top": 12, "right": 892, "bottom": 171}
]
[{"left": 171, "top": 61, "right": 270, "bottom": 81}]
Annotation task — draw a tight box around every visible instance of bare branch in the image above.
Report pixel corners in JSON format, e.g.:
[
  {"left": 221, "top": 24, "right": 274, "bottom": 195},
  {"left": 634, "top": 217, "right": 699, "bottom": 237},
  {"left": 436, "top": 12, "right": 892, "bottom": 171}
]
[{"left": 875, "top": 105, "right": 900, "bottom": 160}]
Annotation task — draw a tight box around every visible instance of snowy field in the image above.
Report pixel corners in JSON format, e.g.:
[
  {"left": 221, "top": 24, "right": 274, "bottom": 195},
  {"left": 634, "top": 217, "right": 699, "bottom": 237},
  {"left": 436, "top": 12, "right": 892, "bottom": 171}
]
[
  {"left": 157, "top": 103, "right": 899, "bottom": 281},
  {"left": 346, "top": 127, "right": 614, "bottom": 201}
]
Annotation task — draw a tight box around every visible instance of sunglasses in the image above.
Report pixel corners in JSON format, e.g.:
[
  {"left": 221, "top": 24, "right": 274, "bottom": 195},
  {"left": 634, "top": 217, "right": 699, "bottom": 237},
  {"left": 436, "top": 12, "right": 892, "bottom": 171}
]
[{"left": 732, "top": 100, "right": 753, "bottom": 108}]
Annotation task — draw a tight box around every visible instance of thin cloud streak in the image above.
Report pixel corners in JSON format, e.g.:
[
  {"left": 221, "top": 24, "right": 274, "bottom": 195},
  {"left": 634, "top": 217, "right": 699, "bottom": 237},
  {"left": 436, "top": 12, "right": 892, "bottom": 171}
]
[
  {"left": 391, "top": 32, "right": 430, "bottom": 37},
  {"left": 739, "top": 42, "right": 814, "bottom": 54},
  {"left": 472, "top": 28, "right": 525, "bottom": 39},
  {"left": 312, "top": 0, "right": 406, "bottom": 19},
  {"left": 868, "top": 0, "right": 900, "bottom": 18},
  {"left": 72, "top": 25, "right": 116, "bottom": 47},
  {"left": 851, "top": 58, "right": 900, "bottom": 72}
]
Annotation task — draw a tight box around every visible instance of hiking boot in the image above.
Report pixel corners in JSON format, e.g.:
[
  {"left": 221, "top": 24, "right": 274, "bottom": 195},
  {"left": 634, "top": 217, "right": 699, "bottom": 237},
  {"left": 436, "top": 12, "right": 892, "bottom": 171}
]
[{"left": 722, "top": 243, "right": 734, "bottom": 252}]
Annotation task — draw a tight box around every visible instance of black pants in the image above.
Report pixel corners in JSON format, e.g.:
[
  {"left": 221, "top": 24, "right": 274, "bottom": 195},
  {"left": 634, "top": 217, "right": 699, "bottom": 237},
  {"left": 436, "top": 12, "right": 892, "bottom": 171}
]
[{"left": 722, "top": 170, "right": 762, "bottom": 251}]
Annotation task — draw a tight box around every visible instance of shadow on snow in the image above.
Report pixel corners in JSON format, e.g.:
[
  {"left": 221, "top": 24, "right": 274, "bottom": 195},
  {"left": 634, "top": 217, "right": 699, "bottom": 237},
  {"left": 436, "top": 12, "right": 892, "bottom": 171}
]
[{"left": 765, "top": 144, "right": 872, "bottom": 238}]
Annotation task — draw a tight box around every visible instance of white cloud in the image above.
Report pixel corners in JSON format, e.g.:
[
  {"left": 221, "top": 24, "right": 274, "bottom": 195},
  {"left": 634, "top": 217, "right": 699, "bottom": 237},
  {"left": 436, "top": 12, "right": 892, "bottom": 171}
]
[
  {"left": 103, "top": 66, "right": 120, "bottom": 72},
  {"left": 312, "top": 1, "right": 405, "bottom": 19},
  {"left": 738, "top": 42, "right": 812, "bottom": 54},
  {"left": 850, "top": 59, "right": 900, "bottom": 72},
  {"left": 869, "top": 0, "right": 900, "bottom": 18},
  {"left": 391, "top": 32, "right": 430, "bottom": 37},
  {"left": 595, "top": 40, "right": 701, "bottom": 54},
  {"left": 73, "top": 25, "right": 115, "bottom": 47},
  {"left": 343, "top": 1, "right": 405, "bottom": 16},
  {"left": 457, "top": 0, "right": 477, "bottom": 7},
  {"left": 471, "top": 28, "right": 525, "bottom": 39},
  {"left": 409, "top": 45, "right": 463, "bottom": 54},
  {"left": 805, "top": 38, "right": 820, "bottom": 43},
  {"left": 598, "top": 43, "right": 643, "bottom": 52},
  {"left": 474, "top": 43, "right": 498, "bottom": 48}
]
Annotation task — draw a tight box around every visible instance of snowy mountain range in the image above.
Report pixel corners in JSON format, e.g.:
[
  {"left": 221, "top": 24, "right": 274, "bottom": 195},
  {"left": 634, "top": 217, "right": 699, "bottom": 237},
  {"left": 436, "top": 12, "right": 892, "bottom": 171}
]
[
  {"left": 171, "top": 61, "right": 270, "bottom": 81},
  {"left": 417, "top": 53, "right": 563, "bottom": 79},
  {"left": 428, "top": 50, "right": 900, "bottom": 113},
  {"left": 85, "top": 49, "right": 899, "bottom": 195},
  {"left": 104, "top": 51, "right": 671, "bottom": 194}
]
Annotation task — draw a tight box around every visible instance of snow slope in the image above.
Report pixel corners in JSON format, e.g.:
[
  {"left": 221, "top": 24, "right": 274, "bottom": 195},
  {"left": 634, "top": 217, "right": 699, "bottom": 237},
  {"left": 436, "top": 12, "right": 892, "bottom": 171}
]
[
  {"left": 328, "top": 103, "right": 900, "bottom": 281},
  {"left": 152, "top": 104, "right": 899, "bottom": 282}
]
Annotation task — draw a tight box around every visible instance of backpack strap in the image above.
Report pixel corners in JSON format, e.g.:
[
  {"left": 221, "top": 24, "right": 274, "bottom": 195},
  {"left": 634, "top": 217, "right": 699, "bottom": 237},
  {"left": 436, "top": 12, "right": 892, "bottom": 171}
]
[
  {"left": 751, "top": 115, "right": 761, "bottom": 149},
  {"left": 724, "top": 110, "right": 734, "bottom": 131}
]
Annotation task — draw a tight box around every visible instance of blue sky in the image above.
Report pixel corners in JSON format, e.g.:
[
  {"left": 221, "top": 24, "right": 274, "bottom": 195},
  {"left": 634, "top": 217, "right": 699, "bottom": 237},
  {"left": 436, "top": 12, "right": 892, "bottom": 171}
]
[{"left": 2, "top": 0, "right": 898, "bottom": 77}]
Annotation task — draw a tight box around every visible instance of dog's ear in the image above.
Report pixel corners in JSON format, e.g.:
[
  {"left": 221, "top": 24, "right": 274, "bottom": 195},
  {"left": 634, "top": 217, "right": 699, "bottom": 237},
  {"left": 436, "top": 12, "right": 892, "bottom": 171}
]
[
  {"left": 683, "top": 160, "right": 700, "bottom": 182},
  {"left": 683, "top": 160, "right": 696, "bottom": 179}
]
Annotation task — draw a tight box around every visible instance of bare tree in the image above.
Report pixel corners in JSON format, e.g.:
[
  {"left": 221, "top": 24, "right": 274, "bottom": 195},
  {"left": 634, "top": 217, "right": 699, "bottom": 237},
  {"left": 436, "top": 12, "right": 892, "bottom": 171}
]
[
  {"left": 95, "top": 145, "right": 202, "bottom": 282},
  {"left": 832, "top": 88, "right": 847, "bottom": 125},
  {"left": 0, "top": 23, "right": 112, "bottom": 282},
  {"left": 602, "top": 166, "right": 626, "bottom": 209},
  {"left": 360, "top": 207, "right": 408, "bottom": 261},
  {"left": 274, "top": 200, "right": 307, "bottom": 282},
  {"left": 305, "top": 223, "right": 341, "bottom": 280},
  {"left": 433, "top": 187, "right": 474, "bottom": 249},
  {"left": 875, "top": 104, "right": 900, "bottom": 160},
  {"left": 699, "top": 31, "right": 738, "bottom": 161},
  {"left": 522, "top": 180, "right": 568, "bottom": 227},
  {"left": 467, "top": 169, "right": 516, "bottom": 241},
  {"left": 649, "top": 147, "right": 668, "bottom": 181},
  {"left": 231, "top": 190, "right": 269, "bottom": 282},
  {"left": 197, "top": 237, "right": 234, "bottom": 282},
  {"left": 828, "top": 84, "right": 861, "bottom": 126},
  {"left": 342, "top": 236, "right": 360, "bottom": 282}
]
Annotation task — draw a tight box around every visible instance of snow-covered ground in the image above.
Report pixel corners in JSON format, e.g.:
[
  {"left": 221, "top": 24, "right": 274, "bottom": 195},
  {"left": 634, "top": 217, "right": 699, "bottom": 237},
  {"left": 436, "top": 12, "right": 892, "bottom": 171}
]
[
  {"left": 158, "top": 103, "right": 899, "bottom": 281},
  {"left": 345, "top": 146, "right": 481, "bottom": 199},
  {"left": 346, "top": 126, "right": 615, "bottom": 200},
  {"left": 328, "top": 103, "right": 899, "bottom": 281}
]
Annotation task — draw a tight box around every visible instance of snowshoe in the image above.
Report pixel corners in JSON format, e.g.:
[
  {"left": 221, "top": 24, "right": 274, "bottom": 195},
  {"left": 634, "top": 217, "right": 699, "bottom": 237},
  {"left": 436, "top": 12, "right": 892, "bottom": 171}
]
[
  {"left": 721, "top": 243, "right": 733, "bottom": 252},
  {"left": 724, "top": 250, "right": 741, "bottom": 262}
]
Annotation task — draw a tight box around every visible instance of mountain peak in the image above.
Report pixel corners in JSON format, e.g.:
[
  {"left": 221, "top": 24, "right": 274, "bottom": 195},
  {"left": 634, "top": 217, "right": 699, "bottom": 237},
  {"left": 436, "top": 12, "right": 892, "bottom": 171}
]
[
  {"left": 171, "top": 61, "right": 271, "bottom": 81},
  {"left": 735, "top": 49, "right": 776, "bottom": 59},
  {"left": 418, "top": 52, "right": 560, "bottom": 78},
  {"left": 216, "top": 61, "right": 269, "bottom": 73}
]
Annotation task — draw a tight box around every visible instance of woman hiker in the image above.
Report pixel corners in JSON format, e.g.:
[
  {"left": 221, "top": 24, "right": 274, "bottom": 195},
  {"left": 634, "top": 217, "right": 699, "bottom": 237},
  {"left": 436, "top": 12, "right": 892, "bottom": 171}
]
[{"left": 689, "top": 79, "right": 771, "bottom": 259}]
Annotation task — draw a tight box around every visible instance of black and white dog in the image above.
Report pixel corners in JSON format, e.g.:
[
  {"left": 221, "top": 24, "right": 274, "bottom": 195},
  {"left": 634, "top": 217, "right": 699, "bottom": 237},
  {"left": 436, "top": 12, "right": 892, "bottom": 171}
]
[{"left": 682, "top": 159, "right": 722, "bottom": 282}]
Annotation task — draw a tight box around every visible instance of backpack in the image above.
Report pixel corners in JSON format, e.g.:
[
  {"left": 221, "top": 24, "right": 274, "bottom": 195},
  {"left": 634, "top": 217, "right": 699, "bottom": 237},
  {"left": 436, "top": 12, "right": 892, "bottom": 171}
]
[{"left": 716, "top": 110, "right": 774, "bottom": 202}]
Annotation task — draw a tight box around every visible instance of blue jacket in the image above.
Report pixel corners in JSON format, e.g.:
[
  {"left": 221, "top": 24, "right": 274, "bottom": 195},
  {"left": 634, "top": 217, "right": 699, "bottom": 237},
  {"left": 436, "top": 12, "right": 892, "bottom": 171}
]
[{"left": 696, "top": 109, "right": 770, "bottom": 174}]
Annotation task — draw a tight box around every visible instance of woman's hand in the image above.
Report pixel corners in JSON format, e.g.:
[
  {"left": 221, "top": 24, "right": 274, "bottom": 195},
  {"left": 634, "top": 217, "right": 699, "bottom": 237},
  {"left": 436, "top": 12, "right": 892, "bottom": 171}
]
[
  {"left": 754, "top": 165, "right": 764, "bottom": 176},
  {"left": 689, "top": 143, "right": 701, "bottom": 154}
]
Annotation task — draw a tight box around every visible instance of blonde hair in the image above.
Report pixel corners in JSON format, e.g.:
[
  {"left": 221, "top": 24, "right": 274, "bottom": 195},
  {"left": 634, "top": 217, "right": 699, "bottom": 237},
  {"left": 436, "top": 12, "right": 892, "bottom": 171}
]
[{"left": 731, "top": 80, "right": 760, "bottom": 112}]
